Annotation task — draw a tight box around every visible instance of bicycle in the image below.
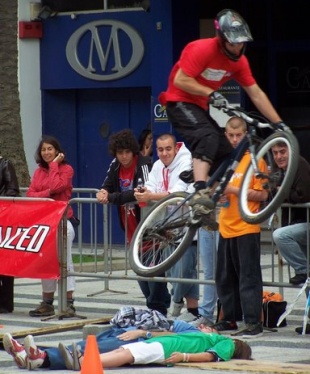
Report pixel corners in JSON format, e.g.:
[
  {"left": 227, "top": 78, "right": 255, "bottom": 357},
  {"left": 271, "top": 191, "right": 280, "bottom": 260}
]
[{"left": 129, "top": 104, "right": 300, "bottom": 277}]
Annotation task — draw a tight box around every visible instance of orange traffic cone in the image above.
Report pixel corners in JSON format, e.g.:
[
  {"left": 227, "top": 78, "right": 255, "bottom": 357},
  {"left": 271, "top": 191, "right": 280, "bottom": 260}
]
[{"left": 80, "top": 335, "right": 103, "bottom": 374}]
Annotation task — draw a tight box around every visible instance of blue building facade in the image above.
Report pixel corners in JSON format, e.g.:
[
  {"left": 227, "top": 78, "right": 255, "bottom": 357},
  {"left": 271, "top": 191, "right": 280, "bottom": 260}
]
[{"left": 38, "top": 0, "right": 310, "bottom": 243}]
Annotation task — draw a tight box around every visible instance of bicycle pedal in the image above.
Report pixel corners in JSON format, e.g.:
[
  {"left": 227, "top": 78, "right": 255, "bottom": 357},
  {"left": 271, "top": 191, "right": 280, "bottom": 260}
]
[{"left": 192, "top": 204, "right": 213, "bottom": 216}]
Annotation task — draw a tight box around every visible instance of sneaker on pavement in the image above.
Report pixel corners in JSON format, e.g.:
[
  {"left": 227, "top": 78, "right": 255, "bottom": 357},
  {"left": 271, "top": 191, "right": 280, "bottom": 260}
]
[
  {"left": 189, "top": 315, "right": 214, "bottom": 327},
  {"left": 170, "top": 301, "right": 184, "bottom": 317},
  {"left": 29, "top": 301, "right": 54, "bottom": 317},
  {"left": 213, "top": 320, "right": 238, "bottom": 331},
  {"left": 61, "top": 302, "right": 77, "bottom": 318},
  {"left": 232, "top": 323, "right": 263, "bottom": 339},
  {"left": 289, "top": 273, "right": 308, "bottom": 285},
  {"left": 176, "top": 311, "right": 197, "bottom": 322},
  {"left": 24, "top": 335, "right": 46, "bottom": 370},
  {"left": 3, "top": 333, "right": 27, "bottom": 369},
  {"left": 295, "top": 324, "right": 310, "bottom": 334},
  {"left": 58, "top": 342, "right": 81, "bottom": 371}
]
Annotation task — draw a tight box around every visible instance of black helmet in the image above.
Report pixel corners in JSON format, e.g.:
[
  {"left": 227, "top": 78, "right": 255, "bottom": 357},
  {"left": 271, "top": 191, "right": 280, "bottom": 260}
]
[{"left": 214, "top": 9, "right": 253, "bottom": 61}]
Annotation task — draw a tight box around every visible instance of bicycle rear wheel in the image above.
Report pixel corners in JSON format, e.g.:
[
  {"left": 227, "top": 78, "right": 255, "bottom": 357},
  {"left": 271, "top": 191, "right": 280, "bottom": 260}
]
[
  {"left": 129, "top": 192, "right": 197, "bottom": 277},
  {"left": 239, "top": 131, "right": 299, "bottom": 224}
]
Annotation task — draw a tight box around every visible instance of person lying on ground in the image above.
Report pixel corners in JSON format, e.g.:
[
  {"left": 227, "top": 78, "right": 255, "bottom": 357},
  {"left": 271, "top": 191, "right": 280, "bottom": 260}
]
[
  {"left": 3, "top": 319, "right": 217, "bottom": 370},
  {"left": 58, "top": 326, "right": 251, "bottom": 370}
]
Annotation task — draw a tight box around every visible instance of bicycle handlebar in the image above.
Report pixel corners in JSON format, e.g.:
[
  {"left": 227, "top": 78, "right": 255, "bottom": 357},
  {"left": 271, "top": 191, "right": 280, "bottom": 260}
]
[
  {"left": 211, "top": 102, "right": 292, "bottom": 133},
  {"left": 220, "top": 104, "right": 276, "bottom": 130}
]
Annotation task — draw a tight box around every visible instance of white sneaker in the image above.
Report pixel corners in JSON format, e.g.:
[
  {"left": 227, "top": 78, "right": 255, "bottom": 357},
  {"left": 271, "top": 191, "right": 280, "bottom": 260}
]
[
  {"left": 170, "top": 301, "right": 184, "bottom": 317},
  {"left": 24, "top": 335, "right": 46, "bottom": 370},
  {"left": 189, "top": 315, "right": 214, "bottom": 327},
  {"left": 3, "top": 333, "right": 27, "bottom": 369},
  {"left": 176, "top": 311, "right": 196, "bottom": 322},
  {"left": 58, "top": 342, "right": 81, "bottom": 371}
]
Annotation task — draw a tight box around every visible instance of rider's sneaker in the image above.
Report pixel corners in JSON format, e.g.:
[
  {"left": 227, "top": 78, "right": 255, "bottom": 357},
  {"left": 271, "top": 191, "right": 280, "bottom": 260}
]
[
  {"left": 3, "top": 333, "right": 27, "bottom": 369},
  {"left": 24, "top": 335, "right": 46, "bottom": 370},
  {"left": 189, "top": 188, "right": 214, "bottom": 216},
  {"left": 29, "top": 301, "right": 54, "bottom": 317},
  {"left": 58, "top": 342, "right": 81, "bottom": 371}
]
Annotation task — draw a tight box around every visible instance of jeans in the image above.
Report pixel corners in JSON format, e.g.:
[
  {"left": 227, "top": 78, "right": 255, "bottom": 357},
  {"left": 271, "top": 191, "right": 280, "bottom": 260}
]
[
  {"left": 198, "top": 229, "right": 218, "bottom": 321},
  {"left": 273, "top": 223, "right": 310, "bottom": 274},
  {"left": 216, "top": 233, "right": 262, "bottom": 324},
  {"left": 168, "top": 243, "right": 199, "bottom": 302}
]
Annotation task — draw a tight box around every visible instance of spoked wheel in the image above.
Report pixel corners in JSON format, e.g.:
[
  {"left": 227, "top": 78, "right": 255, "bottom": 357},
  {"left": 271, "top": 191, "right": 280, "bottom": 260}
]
[
  {"left": 129, "top": 192, "right": 198, "bottom": 277},
  {"left": 239, "top": 131, "right": 299, "bottom": 224}
]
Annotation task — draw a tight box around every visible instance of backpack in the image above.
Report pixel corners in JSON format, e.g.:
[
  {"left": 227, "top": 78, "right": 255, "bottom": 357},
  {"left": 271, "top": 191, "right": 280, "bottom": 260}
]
[{"left": 262, "top": 291, "right": 287, "bottom": 328}]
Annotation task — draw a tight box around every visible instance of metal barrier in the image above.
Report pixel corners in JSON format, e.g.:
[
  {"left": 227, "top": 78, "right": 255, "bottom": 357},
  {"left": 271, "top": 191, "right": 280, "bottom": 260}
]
[
  {"left": 17, "top": 189, "right": 310, "bottom": 305},
  {"left": 68, "top": 197, "right": 310, "bottom": 293}
]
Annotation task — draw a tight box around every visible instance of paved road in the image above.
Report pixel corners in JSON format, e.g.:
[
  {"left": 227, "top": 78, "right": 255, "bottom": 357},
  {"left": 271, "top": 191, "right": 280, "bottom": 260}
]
[{"left": 0, "top": 250, "right": 309, "bottom": 373}]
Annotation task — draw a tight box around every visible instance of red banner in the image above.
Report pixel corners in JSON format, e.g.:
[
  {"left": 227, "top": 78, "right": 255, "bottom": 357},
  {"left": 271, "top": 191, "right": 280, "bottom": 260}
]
[{"left": 0, "top": 200, "right": 68, "bottom": 279}]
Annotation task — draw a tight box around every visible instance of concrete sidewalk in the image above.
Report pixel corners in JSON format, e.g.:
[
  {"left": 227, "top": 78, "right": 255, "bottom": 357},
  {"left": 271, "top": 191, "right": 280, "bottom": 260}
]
[{"left": 0, "top": 250, "right": 309, "bottom": 373}]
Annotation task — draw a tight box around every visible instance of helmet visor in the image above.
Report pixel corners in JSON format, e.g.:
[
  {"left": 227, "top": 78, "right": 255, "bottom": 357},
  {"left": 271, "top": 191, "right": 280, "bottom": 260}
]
[{"left": 223, "top": 23, "right": 253, "bottom": 44}]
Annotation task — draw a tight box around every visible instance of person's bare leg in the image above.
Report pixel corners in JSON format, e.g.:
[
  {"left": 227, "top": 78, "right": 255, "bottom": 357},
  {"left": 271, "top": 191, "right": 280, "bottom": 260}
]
[
  {"left": 80, "top": 347, "right": 134, "bottom": 368},
  {"left": 191, "top": 158, "right": 216, "bottom": 230},
  {"left": 185, "top": 297, "right": 198, "bottom": 309},
  {"left": 42, "top": 292, "right": 54, "bottom": 300},
  {"left": 193, "top": 158, "right": 210, "bottom": 183}
]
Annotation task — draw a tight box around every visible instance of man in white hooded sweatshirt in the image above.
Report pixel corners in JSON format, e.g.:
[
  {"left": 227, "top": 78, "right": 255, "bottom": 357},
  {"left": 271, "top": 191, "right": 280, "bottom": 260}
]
[{"left": 135, "top": 133, "right": 200, "bottom": 321}]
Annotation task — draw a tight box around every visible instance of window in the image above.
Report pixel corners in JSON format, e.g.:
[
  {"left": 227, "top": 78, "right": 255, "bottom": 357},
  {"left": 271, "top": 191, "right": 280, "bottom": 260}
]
[{"left": 41, "top": 0, "right": 148, "bottom": 12}]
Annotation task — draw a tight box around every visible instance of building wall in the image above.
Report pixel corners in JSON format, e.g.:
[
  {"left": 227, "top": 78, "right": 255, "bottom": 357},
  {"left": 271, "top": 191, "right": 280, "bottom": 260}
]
[
  {"left": 18, "top": 0, "right": 42, "bottom": 176},
  {"left": 17, "top": 0, "right": 310, "bottom": 243}
]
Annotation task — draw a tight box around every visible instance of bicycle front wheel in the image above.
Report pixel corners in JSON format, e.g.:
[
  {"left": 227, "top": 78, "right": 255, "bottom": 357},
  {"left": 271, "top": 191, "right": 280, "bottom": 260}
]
[
  {"left": 239, "top": 131, "right": 299, "bottom": 224},
  {"left": 129, "top": 192, "right": 197, "bottom": 277}
]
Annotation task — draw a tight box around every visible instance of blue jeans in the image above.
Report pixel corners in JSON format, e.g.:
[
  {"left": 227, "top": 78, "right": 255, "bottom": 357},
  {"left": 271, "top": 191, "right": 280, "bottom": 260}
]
[
  {"left": 198, "top": 229, "right": 218, "bottom": 321},
  {"left": 216, "top": 233, "right": 262, "bottom": 324},
  {"left": 168, "top": 243, "right": 199, "bottom": 302},
  {"left": 273, "top": 223, "right": 310, "bottom": 274},
  {"left": 45, "top": 326, "right": 138, "bottom": 370}
]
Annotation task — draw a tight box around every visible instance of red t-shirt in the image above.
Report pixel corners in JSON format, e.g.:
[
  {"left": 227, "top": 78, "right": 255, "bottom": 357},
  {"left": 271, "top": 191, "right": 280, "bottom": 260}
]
[
  {"left": 160, "top": 37, "right": 256, "bottom": 110},
  {"left": 119, "top": 156, "right": 138, "bottom": 244}
]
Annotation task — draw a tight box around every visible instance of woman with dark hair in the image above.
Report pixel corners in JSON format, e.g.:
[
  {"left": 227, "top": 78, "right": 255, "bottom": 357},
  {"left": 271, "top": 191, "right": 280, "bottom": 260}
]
[
  {"left": 26, "top": 135, "right": 76, "bottom": 318},
  {"left": 138, "top": 128, "right": 153, "bottom": 159}
]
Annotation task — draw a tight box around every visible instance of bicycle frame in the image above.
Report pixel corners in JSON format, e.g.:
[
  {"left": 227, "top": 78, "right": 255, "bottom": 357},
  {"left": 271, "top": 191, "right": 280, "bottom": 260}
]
[
  {"left": 157, "top": 126, "right": 265, "bottom": 229},
  {"left": 210, "top": 127, "right": 262, "bottom": 204}
]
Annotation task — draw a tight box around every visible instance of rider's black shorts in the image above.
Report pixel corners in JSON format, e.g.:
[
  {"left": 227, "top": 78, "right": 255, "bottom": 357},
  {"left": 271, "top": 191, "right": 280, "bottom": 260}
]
[{"left": 166, "top": 101, "right": 233, "bottom": 165}]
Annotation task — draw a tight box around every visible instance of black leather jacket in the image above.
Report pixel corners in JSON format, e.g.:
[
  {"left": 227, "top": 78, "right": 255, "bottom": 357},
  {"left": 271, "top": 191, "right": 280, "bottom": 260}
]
[{"left": 0, "top": 157, "right": 20, "bottom": 197}]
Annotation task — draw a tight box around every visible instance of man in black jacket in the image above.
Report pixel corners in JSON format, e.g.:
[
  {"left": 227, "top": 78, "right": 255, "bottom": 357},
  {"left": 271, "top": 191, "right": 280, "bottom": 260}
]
[
  {"left": 96, "top": 129, "right": 171, "bottom": 315},
  {"left": 0, "top": 156, "right": 20, "bottom": 313},
  {"left": 272, "top": 142, "right": 310, "bottom": 286}
]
